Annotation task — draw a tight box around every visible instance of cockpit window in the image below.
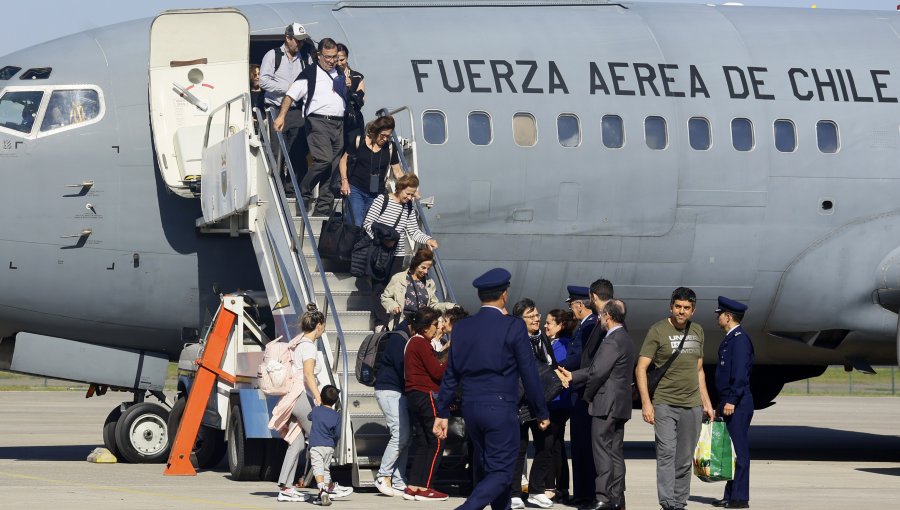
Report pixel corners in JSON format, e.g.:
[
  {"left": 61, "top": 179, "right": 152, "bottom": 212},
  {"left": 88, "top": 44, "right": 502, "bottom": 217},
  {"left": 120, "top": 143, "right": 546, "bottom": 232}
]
[
  {"left": 40, "top": 89, "right": 101, "bottom": 132},
  {"left": 0, "top": 90, "right": 43, "bottom": 134},
  {"left": 20, "top": 67, "right": 52, "bottom": 80},
  {"left": 0, "top": 66, "right": 21, "bottom": 80}
]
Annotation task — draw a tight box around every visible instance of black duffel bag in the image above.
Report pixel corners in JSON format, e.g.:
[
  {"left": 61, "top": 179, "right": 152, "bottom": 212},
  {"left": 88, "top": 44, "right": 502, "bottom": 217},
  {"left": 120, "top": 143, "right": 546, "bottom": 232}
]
[
  {"left": 318, "top": 201, "right": 361, "bottom": 262},
  {"left": 517, "top": 362, "right": 565, "bottom": 423}
]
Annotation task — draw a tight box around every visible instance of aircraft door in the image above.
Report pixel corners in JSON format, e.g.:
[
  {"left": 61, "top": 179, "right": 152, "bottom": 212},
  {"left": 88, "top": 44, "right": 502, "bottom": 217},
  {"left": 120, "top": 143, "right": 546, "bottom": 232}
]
[{"left": 149, "top": 9, "right": 250, "bottom": 198}]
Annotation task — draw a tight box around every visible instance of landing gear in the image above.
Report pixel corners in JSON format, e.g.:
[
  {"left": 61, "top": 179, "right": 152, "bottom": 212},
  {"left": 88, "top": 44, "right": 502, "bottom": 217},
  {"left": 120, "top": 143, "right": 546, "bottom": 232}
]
[
  {"left": 114, "top": 401, "right": 171, "bottom": 463},
  {"left": 167, "top": 396, "right": 226, "bottom": 468},
  {"left": 227, "top": 403, "right": 265, "bottom": 480}
]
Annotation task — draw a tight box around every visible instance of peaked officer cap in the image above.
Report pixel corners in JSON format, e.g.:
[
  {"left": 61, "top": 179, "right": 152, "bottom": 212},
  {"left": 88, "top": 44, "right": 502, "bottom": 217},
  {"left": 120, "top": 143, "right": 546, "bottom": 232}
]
[
  {"left": 473, "top": 268, "right": 511, "bottom": 292},
  {"left": 565, "top": 285, "right": 590, "bottom": 302},
  {"left": 715, "top": 296, "right": 748, "bottom": 314}
]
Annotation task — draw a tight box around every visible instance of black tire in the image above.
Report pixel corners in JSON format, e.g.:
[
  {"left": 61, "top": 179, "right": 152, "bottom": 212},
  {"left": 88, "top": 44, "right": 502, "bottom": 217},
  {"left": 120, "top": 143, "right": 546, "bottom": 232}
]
[
  {"left": 260, "top": 439, "right": 289, "bottom": 482},
  {"left": 102, "top": 406, "right": 122, "bottom": 458},
  {"left": 227, "top": 404, "right": 265, "bottom": 480},
  {"left": 114, "top": 402, "right": 171, "bottom": 464},
  {"left": 167, "top": 397, "right": 227, "bottom": 469}
]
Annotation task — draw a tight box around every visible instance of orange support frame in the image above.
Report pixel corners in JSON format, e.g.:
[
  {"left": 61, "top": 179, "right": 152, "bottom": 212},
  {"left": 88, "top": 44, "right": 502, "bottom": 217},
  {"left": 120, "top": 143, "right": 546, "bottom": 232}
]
[{"left": 164, "top": 301, "right": 238, "bottom": 476}]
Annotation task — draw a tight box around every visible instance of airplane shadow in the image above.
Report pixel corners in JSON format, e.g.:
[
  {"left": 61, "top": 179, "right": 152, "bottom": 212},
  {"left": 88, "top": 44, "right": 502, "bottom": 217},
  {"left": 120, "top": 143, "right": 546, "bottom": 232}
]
[
  {"left": 621, "top": 425, "right": 900, "bottom": 462},
  {"left": 0, "top": 444, "right": 98, "bottom": 461},
  {"left": 856, "top": 467, "right": 900, "bottom": 477}
]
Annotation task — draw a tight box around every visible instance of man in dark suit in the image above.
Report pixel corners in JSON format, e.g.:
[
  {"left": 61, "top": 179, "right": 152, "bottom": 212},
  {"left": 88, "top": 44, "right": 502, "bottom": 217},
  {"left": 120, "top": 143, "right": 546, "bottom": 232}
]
[
  {"left": 561, "top": 300, "right": 635, "bottom": 510},
  {"left": 712, "top": 296, "right": 754, "bottom": 509},
  {"left": 567, "top": 285, "right": 597, "bottom": 504},
  {"left": 581, "top": 279, "right": 615, "bottom": 368},
  {"left": 433, "top": 268, "right": 550, "bottom": 510}
]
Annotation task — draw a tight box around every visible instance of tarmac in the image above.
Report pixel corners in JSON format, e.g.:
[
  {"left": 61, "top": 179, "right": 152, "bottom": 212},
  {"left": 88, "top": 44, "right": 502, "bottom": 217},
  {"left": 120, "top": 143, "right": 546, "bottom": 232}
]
[{"left": 0, "top": 392, "right": 897, "bottom": 510}]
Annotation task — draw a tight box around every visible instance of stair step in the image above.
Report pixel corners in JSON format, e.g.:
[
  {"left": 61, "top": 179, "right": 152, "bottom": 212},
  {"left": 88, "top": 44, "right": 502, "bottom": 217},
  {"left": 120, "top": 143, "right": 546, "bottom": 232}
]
[
  {"left": 323, "top": 311, "right": 371, "bottom": 332},
  {"left": 312, "top": 272, "right": 371, "bottom": 291},
  {"left": 344, "top": 391, "right": 380, "bottom": 415},
  {"left": 314, "top": 290, "right": 373, "bottom": 312},
  {"left": 325, "top": 329, "right": 371, "bottom": 348}
]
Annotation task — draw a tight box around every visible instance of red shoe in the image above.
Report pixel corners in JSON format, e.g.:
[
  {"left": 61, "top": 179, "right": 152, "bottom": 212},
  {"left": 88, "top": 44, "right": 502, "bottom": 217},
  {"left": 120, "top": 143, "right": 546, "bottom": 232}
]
[
  {"left": 402, "top": 487, "right": 418, "bottom": 501},
  {"left": 414, "top": 488, "right": 449, "bottom": 501}
]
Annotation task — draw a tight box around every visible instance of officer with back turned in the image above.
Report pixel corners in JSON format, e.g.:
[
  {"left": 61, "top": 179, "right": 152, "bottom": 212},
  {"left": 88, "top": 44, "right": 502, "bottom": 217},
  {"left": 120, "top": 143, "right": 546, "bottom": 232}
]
[
  {"left": 433, "top": 268, "right": 550, "bottom": 510},
  {"left": 712, "top": 296, "right": 754, "bottom": 509}
]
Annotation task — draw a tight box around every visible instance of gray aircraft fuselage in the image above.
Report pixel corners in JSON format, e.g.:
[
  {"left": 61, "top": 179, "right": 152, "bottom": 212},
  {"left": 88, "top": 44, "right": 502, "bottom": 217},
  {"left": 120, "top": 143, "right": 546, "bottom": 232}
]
[{"left": 1, "top": 2, "right": 898, "bottom": 398}]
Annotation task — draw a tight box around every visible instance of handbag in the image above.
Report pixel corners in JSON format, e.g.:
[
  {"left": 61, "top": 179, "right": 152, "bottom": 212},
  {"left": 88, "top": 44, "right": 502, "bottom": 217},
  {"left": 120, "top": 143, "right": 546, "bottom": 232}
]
[
  {"left": 518, "top": 334, "right": 564, "bottom": 423},
  {"left": 693, "top": 418, "right": 735, "bottom": 482},
  {"left": 646, "top": 320, "right": 691, "bottom": 399},
  {"left": 318, "top": 200, "right": 362, "bottom": 262}
]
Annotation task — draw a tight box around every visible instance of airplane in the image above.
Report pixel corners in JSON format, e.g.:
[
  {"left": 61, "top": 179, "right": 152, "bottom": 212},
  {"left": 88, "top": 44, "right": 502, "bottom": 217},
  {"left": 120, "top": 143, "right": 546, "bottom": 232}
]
[{"left": 1, "top": 0, "right": 899, "bottom": 472}]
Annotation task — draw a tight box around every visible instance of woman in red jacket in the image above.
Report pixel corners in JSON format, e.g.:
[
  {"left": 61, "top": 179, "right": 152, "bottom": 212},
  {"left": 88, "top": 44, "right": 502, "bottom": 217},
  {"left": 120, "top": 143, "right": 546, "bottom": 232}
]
[{"left": 403, "top": 306, "right": 449, "bottom": 501}]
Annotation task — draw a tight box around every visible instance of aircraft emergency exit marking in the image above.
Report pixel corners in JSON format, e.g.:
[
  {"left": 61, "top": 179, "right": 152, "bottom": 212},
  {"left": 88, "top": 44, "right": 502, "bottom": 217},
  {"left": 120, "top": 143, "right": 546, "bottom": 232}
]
[{"left": 411, "top": 60, "right": 898, "bottom": 102}]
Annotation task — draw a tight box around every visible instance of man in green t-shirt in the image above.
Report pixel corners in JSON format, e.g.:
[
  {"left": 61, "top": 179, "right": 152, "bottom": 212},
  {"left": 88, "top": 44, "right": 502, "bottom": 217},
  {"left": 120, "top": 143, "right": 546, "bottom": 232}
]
[{"left": 635, "top": 287, "right": 715, "bottom": 510}]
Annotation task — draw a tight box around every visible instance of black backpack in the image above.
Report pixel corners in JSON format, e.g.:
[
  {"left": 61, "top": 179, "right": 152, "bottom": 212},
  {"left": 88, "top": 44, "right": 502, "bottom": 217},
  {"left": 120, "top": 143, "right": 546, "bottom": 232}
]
[{"left": 356, "top": 330, "right": 408, "bottom": 387}]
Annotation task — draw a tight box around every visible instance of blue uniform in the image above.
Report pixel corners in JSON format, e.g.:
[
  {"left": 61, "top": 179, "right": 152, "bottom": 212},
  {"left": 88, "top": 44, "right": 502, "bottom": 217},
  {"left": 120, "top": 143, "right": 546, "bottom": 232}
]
[
  {"left": 570, "top": 313, "right": 597, "bottom": 501},
  {"left": 437, "top": 306, "right": 548, "bottom": 510},
  {"left": 715, "top": 324, "right": 754, "bottom": 503}
]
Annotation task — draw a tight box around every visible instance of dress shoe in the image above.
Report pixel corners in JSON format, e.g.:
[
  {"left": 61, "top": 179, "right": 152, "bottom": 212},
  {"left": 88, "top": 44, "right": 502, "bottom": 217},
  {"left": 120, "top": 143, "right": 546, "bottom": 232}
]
[
  {"left": 578, "top": 500, "right": 619, "bottom": 510},
  {"left": 712, "top": 499, "right": 728, "bottom": 507},
  {"left": 724, "top": 501, "right": 749, "bottom": 509}
]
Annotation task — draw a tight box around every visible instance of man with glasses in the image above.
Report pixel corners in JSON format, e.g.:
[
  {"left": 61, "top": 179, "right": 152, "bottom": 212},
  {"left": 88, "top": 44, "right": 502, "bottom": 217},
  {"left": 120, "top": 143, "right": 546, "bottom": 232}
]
[
  {"left": 274, "top": 37, "right": 347, "bottom": 216},
  {"left": 259, "top": 23, "right": 313, "bottom": 194},
  {"left": 566, "top": 285, "right": 597, "bottom": 506}
]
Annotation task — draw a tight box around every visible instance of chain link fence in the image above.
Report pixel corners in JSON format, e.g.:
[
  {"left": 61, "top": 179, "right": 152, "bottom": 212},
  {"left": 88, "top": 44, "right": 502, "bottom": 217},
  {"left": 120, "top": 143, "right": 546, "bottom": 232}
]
[{"left": 782, "top": 365, "right": 899, "bottom": 396}]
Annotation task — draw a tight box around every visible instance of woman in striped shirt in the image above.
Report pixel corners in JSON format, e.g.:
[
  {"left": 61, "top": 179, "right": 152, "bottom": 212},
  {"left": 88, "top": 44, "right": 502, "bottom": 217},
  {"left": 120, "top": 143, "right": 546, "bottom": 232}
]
[{"left": 362, "top": 173, "right": 439, "bottom": 331}]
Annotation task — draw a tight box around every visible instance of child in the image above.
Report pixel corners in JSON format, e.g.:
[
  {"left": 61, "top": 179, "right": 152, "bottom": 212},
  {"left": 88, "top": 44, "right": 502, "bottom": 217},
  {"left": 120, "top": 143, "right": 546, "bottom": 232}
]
[{"left": 309, "top": 385, "right": 353, "bottom": 505}]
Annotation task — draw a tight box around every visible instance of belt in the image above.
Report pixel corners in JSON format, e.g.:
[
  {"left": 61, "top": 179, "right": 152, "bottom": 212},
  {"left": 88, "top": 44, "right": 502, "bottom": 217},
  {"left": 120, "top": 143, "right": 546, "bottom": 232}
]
[{"left": 308, "top": 113, "right": 343, "bottom": 121}]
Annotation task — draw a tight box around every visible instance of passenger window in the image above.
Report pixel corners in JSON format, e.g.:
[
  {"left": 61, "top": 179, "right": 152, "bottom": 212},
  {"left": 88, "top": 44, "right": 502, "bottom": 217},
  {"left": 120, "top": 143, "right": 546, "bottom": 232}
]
[
  {"left": 19, "top": 67, "right": 52, "bottom": 80},
  {"left": 645, "top": 116, "right": 667, "bottom": 150},
  {"left": 816, "top": 120, "right": 839, "bottom": 153},
  {"left": 468, "top": 111, "right": 492, "bottom": 146},
  {"left": 774, "top": 119, "right": 796, "bottom": 153},
  {"left": 688, "top": 117, "right": 711, "bottom": 151},
  {"left": 40, "top": 89, "right": 101, "bottom": 132},
  {"left": 0, "top": 90, "right": 44, "bottom": 134},
  {"left": 422, "top": 110, "right": 447, "bottom": 145},
  {"left": 557, "top": 114, "right": 580, "bottom": 148},
  {"left": 731, "top": 118, "right": 754, "bottom": 152},
  {"left": 0, "top": 66, "right": 21, "bottom": 80},
  {"left": 512, "top": 112, "right": 537, "bottom": 147},
  {"left": 601, "top": 115, "right": 624, "bottom": 148}
]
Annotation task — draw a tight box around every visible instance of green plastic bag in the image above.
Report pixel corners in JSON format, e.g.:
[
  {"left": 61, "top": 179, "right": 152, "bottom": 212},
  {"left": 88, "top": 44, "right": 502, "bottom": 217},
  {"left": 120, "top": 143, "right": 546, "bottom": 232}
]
[{"left": 693, "top": 418, "right": 735, "bottom": 482}]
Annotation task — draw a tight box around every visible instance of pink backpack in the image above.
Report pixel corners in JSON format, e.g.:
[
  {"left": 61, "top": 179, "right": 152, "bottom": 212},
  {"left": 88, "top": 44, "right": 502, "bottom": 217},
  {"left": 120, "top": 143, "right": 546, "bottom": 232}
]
[{"left": 258, "top": 337, "right": 298, "bottom": 396}]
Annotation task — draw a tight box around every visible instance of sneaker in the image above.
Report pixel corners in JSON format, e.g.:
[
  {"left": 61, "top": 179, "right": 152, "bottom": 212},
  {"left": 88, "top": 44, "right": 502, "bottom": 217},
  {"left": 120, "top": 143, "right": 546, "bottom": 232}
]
[
  {"left": 277, "top": 489, "right": 307, "bottom": 502},
  {"left": 527, "top": 494, "right": 554, "bottom": 508},
  {"left": 374, "top": 477, "right": 396, "bottom": 497},
  {"left": 392, "top": 483, "right": 408, "bottom": 497},
  {"left": 511, "top": 497, "right": 526, "bottom": 509},
  {"left": 318, "top": 490, "right": 331, "bottom": 506},
  {"left": 402, "top": 488, "right": 418, "bottom": 501},
  {"left": 414, "top": 488, "right": 449, "bottom": 501},
  {"left": 327, "top": 482, "right": 353, "bottom": 499}
]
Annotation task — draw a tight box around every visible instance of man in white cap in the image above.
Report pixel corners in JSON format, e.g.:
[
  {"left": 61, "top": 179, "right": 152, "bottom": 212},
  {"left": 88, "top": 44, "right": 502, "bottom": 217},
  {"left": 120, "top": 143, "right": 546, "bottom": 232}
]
[{"left": 259, "top": 22, "right": 314, "bottom": 194}]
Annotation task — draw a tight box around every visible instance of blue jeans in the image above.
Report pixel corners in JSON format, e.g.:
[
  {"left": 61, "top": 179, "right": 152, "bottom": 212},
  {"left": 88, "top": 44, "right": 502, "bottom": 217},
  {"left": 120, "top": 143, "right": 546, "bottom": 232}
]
[
  {"left": 374, "top": 389, "right": 411, "bottom": 486},
  {"left": 346, "top": 184, "right": 378, "bottom": 226}
]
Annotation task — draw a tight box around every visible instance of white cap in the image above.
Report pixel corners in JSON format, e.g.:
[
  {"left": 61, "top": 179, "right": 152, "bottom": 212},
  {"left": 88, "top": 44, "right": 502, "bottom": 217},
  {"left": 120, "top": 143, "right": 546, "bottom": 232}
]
[{"left": 286, "top": 22, "right": 309, "bottom": 41}]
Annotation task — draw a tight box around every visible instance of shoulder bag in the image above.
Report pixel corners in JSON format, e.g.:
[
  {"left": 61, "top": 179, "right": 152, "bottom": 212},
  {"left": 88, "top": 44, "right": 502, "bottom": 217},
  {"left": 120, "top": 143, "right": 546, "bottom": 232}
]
[{"left": 646, "top": 320, "right": 691, "bottom": 399}]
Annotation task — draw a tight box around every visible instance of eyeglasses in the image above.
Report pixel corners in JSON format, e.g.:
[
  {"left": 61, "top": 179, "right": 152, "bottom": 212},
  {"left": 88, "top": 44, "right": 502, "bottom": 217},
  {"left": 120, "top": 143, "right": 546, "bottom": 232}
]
[
  {"left": 320, "top": 54, "right": 338, "bottom": 61},
  {"left": 523, "top": 313, "right": 541, "bottom": 320}
]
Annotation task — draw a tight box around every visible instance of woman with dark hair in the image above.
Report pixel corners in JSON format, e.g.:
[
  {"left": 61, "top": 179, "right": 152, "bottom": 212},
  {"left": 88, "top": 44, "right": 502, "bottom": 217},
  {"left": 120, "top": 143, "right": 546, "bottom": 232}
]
[
  {"left": 269, "top": 304, "right": 350, "bottom": 502},
  {"left": 541, "top": 309, "right": 578, "bottom": 504},
  {"left": 402, "top": 307, "right": 449, "bottom": 501},
  {"left": 380, "top": 246, "right": 453, "bottom": 328},
  {"left": 363, "top": 173, "right": 439, "bottom": 332},
  {"left": 335, "top": 43, "right": 366, "bottom": 145},
  {"left": 339, "top": 115, "right": 404, "bottom": 225}
]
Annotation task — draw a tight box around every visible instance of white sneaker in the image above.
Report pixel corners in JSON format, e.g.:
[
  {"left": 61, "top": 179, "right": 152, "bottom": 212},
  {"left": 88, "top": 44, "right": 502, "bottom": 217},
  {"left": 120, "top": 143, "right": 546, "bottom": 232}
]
[
  {"left": 527, "top": 494, "right": 554, "bottom": 508},
  {"left": 277, "top": 489, "right": 308, "bottom": 502},
  {"left": 392, "top": 484, "right": 408, "bottom": 497},
  {"left": 327, "top": 482, "right": 354, "bottom": 499},
  {"left": 511, "top": 497, "right": 526, "bottom": 509},
  {"left": 374, "top": 477, "right": 395, "bottom": 497}
]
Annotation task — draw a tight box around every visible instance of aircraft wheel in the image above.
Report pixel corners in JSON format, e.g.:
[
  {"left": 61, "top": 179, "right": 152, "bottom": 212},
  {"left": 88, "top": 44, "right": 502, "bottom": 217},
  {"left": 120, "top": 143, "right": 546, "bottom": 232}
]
[
  {"left": 227, "top": 404, "right": 264, "bottom": 480},
  {"left": 167, "top": 396, "right": 226, "bottom": 469},
  {"left": 102, "top": 406, "right": 122, "bottom": 458},
  {"left": 114, "top": 402, "right": 171, "bottom": 463}
]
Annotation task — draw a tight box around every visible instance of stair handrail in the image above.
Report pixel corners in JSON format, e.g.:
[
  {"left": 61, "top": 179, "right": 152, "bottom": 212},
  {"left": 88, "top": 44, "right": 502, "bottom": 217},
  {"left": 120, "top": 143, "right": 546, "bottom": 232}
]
[
  {"left": 253, "top": 107, "right": 352, "bottom": 465},
  {"left": 202, "top": 93, "right": 251, "bottom": 149},
  {"left": 376, "top": 106, "right": 457, "bottom": 304}
]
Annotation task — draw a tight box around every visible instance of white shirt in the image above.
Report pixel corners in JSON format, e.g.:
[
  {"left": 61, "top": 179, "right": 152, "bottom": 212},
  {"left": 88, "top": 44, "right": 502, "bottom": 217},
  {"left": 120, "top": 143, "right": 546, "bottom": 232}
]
[
  {"left": 292, "top": 336, "right": 323, "bottom": 386},
  {"left": 285, "top": 65, "right": 345, "bottom": 116}
]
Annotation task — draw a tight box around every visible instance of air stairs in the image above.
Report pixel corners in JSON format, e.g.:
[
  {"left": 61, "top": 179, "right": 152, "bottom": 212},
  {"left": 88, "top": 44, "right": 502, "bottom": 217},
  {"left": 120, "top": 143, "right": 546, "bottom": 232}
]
[{"left": 188, "top": 95, "right": 463, "bottom": 487}]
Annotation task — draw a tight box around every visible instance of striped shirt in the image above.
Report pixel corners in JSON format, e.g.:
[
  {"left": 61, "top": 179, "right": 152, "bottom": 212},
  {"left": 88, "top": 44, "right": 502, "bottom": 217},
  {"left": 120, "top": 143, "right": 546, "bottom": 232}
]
[{"left": 363, "top": 195, "right": 430, "bottom": 257}]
